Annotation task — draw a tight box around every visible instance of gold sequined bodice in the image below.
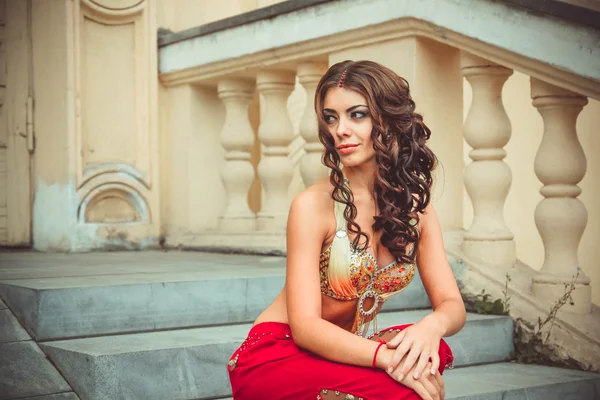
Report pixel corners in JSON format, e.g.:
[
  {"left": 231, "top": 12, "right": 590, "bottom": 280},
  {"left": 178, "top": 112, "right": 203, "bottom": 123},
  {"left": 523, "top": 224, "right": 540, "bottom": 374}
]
[{"left": 319, "top": 241, "right": 415, "bottom": 337}]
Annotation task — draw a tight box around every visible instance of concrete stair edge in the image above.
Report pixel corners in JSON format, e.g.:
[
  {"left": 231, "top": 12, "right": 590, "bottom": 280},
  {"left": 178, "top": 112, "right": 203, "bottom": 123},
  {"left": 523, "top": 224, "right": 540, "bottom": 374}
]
[
  {"left": 0, "top": 272, "right": 436, "bottom": 340},
  {"left": 39, "top": 311, "right": 513, "bottom": 400}
]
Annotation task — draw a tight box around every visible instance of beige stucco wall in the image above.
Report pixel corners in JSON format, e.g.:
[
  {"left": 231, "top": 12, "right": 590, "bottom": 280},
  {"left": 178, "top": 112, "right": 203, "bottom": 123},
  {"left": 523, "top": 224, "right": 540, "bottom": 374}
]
[
  {"left": 15, "top": 0, "right": 598, "bottom": 304},
  {"left": 157, "top": 0, "right": 285, "bottom": 32},
  {"left": 463, "top": 71, "right": 600, "bottom": 305}
]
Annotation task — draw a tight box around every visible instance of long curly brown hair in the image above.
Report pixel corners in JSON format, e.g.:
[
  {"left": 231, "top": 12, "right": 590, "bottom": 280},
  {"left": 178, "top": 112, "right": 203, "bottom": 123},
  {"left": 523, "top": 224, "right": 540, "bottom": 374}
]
[{"left": 314, "top": 60, "right": 437, "bottom": 264}]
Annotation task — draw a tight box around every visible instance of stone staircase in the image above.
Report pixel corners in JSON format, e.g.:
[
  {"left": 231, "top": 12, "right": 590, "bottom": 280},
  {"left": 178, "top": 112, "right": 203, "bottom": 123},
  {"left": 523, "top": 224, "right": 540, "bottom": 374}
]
[{"left": 0, "top": 251, "right": 599, "bottom": 399}]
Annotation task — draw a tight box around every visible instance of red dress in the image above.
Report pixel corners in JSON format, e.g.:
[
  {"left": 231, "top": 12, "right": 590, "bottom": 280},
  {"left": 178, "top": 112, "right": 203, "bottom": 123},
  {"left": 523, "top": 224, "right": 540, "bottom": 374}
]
[
  {"left": 229, "top": 209, "right": 454, "bottom": 399},
  {"left": 228, "top": 322, "right": 453, "bottom": 400}
]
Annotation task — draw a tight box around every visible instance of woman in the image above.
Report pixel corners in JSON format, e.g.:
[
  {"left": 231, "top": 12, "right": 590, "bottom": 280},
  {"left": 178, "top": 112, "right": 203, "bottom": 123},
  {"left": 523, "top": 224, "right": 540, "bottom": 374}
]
[{"left": 228, "top": 60, "right": 466, "bottom": 400}]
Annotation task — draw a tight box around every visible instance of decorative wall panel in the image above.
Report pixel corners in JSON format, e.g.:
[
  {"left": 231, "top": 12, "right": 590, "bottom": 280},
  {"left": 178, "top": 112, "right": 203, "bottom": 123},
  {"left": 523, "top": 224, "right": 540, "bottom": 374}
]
[{"left": 73, "top": 0, "right": 158, "bottom": 240}]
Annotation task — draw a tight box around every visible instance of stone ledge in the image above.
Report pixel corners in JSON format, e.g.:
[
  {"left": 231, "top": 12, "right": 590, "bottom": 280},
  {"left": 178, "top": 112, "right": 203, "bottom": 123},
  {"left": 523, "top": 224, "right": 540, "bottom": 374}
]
[
  {"left": 158, "top": 0, "right": 333, "bottom": 47},
  {"left": 0, "top": 264, "right": 434, "bottom": 340},
  {"left": 444, "top": 230, "right": 600, "bottom": 372},
  {"left": 39, "top": 311, "right": 513, "bottom": 400},
  {"left": 165, "top": 232, "right": 287, "bottom": 255},
  {"left": 443, "top": 362, "right": 600, "bottom": 399},
  {"left": 158, "top": 0, "right": 600, "bottom": 48},
  {"left": 499, "top": 0, "right": 600, "bottom": 29},
  {"left": 158, "top": 0, "right": 600, "bottom": 99}
]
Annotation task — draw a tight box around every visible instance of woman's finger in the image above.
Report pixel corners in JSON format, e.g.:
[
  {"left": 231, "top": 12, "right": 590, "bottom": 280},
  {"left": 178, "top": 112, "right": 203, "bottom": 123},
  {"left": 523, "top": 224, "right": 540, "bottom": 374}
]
[
  {"left": 430, "top": 351, "right": 440, "bottom": 376},
  {"left": 419, "top": 373, "right": 440, "bottom": 400},
  {"left": 386, "top": 329, "right": 406, "bottom": 349},
  {"left": 396, "top": 345, "right": 422, "bottom": 381},
  {"left": 434, "top": 372, "right": 445, "bottom": 400},
  {"left": 426, "top": 364, "right": 441, "bottom": 394},
  {"left": 387, "top": 339, "right": 412, "bottom": 373},
  {"left": 412, "top": 348, "right": 431, "bottom": 379},
  {"left": 410, "top": 380, "right": 433, "bottom": 400}
]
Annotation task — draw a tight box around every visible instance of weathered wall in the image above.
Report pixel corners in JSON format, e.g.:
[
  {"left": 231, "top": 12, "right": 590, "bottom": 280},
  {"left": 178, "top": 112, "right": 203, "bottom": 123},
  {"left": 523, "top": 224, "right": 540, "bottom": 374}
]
[
  {"left": 4, "top": 0, "right": 597, "bottom": 305},
  {"left": 31, "top": 0, "right": 160, "bottom": 251},
  {"left": 156, "top": 0, "right": 285, "bottom": 32}
]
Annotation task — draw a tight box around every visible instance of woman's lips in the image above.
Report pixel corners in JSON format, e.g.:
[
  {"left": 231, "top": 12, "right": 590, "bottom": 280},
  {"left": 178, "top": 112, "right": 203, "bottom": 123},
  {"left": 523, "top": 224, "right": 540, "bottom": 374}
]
[{"left": 338, "top": 144, "right": 359, "bottom": 154}]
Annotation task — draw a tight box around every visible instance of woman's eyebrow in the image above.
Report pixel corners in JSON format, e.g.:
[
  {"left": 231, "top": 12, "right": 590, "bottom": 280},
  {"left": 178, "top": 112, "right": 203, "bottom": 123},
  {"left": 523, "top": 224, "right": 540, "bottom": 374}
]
[{"left": 323, "top": 105, "right": 368, "bottom": 113}]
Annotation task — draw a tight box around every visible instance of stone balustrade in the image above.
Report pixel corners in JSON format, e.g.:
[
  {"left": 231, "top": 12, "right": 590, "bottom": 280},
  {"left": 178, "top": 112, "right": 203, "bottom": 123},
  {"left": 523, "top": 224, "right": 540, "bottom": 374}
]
[
  {"left": 181, "top": 53, "right": 594, "bottom": 315},
  {"left": 215, "top": 64, "right": 329, "bottom": 236}
]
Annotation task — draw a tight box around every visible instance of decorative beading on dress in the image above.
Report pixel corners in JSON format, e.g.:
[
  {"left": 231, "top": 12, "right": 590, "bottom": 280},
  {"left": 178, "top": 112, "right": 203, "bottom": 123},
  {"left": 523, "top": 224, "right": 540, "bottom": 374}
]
[{"left": 319, "top": 200, "right": 416, "bottom": 337}]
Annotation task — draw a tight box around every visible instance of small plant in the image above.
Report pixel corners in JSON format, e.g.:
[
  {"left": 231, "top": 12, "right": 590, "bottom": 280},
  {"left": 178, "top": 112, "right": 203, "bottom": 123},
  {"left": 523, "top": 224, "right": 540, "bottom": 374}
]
[
  {"left": 463, "top": 273, "right": 511, "bottom": 316},
  {"left": 513, "top": 269, "right": 586, "bottom": 370},
  {"left": 502, "top": 273, "right": 511, "bottom": 315}
]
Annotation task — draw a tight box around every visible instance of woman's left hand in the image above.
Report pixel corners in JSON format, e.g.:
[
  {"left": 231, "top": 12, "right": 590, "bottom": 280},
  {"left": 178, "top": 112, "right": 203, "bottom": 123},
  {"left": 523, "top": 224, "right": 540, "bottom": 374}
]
[{"left": 385, "top": 314, "right": 445, "bottom": 382}]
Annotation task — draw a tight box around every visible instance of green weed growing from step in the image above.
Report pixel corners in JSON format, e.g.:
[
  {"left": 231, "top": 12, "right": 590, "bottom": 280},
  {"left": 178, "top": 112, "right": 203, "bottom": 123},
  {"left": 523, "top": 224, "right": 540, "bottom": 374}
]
[
  {"left": 463, "top": 269, "right": 589, "bottom": 370},
  {"left": 513, "top": 269, "right": 588, "bottom": 370},
  {"left": 463, "top": 273, "right": 511, "bottom": 316}
]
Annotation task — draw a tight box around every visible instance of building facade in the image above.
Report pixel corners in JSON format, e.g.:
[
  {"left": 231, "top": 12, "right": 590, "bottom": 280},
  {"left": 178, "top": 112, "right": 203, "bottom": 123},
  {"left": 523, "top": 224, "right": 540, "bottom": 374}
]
[{"left": 0, "top": 0, "right": 599, "bottom": 360}]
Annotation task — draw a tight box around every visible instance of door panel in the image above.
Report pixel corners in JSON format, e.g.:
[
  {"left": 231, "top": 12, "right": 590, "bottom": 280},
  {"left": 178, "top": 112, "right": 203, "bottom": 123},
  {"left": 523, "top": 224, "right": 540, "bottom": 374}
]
[{"left": 1, "top": 0, "right": 32, "bottom": 246}]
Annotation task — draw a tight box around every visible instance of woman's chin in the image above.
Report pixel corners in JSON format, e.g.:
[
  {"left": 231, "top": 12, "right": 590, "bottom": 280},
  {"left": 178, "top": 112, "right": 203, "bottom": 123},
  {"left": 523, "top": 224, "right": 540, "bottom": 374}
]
[
  {"left": 339, "top": 154, "right": 372, "bottom": 169},
  {"left": 340, "top": 159, "right": 363, "bottom": 168}
]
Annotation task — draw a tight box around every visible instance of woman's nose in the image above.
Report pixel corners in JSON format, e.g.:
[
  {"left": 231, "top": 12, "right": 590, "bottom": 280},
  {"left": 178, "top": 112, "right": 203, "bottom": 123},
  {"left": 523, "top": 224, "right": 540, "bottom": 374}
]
[{"left": 336, "top": 118, "right": 351, "bottom": 137}]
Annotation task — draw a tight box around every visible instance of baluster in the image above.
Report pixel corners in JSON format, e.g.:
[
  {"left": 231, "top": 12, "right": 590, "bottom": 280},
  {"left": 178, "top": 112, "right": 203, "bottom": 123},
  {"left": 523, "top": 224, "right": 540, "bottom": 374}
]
[
  {"left": 530, "top": 78, "right": 591, "bottom": 314},
  {"left": 256, "top": 71, "right": 295, "bottom": 231},
  {"left": 217, "top": 79, "right": 256, "bottom": 231},
  {"left": 461, "top": 53, "right": 516, "bottom": 267},
  {"left": 297, "top": 62, "right": 328, "bottom": 187}
]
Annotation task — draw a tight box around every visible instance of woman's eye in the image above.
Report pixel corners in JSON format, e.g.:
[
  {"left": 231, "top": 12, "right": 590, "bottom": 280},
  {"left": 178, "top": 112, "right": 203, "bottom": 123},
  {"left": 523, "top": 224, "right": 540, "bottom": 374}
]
[
  {"left": 324, "top": 115, "right": 336, "bottom": 123},
  {"left": 351, "top": 111, "right": 367, "bottom": 119}
]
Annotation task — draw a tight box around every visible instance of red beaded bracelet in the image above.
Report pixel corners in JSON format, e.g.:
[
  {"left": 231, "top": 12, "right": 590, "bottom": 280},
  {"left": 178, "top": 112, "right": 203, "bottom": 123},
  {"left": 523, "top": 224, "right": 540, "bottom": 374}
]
[{"left": 372, "top": 339, "right": 387, "bottom": 370}]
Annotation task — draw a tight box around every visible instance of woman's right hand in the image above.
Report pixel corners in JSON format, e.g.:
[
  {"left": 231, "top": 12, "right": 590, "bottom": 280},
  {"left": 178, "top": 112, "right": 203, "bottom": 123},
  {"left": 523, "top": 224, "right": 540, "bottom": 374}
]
[
  {"left": 378, "top": 348, "right": 444, "bottom": 400},
  {"left": 394, "top": 361, "right": 444, "bottom": 400}
]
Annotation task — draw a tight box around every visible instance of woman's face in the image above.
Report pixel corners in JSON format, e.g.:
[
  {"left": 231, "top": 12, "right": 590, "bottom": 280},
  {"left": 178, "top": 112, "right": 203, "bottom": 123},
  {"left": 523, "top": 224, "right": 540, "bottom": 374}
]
[{"left": 322, "top": 87, "right": 375, "bottom": 168}]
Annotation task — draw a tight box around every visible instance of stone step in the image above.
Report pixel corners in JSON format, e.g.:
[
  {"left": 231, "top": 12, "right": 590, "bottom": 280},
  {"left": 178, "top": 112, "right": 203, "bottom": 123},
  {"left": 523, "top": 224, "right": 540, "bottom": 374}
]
[
  {"left": 205, "top": 366, "right": 600, "bottom": 400},
  {"left": 40, "top": 310, "right": 512, "bottom": 400},
  {"left": 446, "top": 363, "right": 599, "bottom": 399},
  {"left": 0, "top": 259, "right": 467, "bottom": 340}
]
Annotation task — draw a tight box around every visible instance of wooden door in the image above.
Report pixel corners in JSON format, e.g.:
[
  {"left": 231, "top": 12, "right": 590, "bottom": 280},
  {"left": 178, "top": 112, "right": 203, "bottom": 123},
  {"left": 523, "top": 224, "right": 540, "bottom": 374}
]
[{"left": 0, "top": 0, "right": 33, "bottom": 246}]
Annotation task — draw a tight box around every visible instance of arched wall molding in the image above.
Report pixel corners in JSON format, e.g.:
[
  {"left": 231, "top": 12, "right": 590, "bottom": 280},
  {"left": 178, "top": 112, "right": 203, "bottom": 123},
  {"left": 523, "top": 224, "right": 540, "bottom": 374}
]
[
  {"left": 81, "top": 0, "right": 145, "bottom": 22},
  {"left": 77, "top": 171, "right": 151, "bottom": 224},
  {"left": 80, "top": 163, "right": 148, "bottom": 189}
]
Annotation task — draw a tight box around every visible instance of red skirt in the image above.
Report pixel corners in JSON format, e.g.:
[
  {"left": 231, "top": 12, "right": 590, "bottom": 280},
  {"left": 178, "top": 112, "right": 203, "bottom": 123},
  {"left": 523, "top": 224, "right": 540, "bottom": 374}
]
[{"left": 228, "top": 322, "right": 454, "bottom": 400}]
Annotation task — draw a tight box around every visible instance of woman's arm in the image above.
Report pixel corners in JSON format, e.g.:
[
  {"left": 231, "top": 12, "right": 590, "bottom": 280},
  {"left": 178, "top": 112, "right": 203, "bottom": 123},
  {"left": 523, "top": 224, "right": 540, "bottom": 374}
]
[
  {"left": 417, "top": 203, "right": 466, "bottom": 336},
  {"left": 285, "top": 190, "right": 385, "bottom": 368},
  {"left": 386, "top": 203, "right": 466, "bottom": 379}
]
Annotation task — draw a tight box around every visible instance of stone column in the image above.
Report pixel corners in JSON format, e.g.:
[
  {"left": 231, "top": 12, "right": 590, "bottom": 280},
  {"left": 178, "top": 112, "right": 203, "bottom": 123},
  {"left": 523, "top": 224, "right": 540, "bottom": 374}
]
[
  {"left": 217, "top": 79, "right": 256, "bottom": 231},
  {"left": 256, "top": 71, "right": 295, "bottom": 231},
  {"left": 297, "top": 62, "right": 328, "bottom": 187},
  {"left": 530, "top": 78, "right": 591, "bottom": 314},
  {"left": 460, "top": 53, "right": 516, "bottom": 267}
]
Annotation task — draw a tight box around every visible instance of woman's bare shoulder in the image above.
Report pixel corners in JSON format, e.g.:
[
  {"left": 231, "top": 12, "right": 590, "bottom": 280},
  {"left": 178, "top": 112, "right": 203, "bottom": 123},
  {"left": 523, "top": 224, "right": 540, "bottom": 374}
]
[
  {"left": 288, "top": 177, "right": 335, "bottom": 241},
  {"left": 291, "top": 177, "right": 333, "bottom": 214}
]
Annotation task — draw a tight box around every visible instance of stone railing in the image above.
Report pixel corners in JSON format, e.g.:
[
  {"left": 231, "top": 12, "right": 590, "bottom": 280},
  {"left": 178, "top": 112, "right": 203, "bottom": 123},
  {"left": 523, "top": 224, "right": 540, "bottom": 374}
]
[
  {"left": 157, "top": 0, "right": 600, "bottom": 327},
  {"left": 459, "top": 54, "right": 592, "bottom": 315}
]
